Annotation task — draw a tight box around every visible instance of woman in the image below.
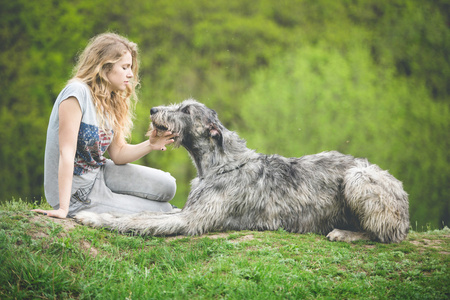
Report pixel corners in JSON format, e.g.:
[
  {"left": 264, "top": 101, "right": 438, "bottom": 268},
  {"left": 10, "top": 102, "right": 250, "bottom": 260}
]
[{"left": 33, "top": 33, "right": 177, "bottom": 219}]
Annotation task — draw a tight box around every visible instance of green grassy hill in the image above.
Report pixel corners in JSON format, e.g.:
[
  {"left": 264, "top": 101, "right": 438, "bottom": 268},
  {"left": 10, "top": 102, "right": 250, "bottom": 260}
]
[{"left": 1, "top": 200, "right": 449, "bottom": 299}]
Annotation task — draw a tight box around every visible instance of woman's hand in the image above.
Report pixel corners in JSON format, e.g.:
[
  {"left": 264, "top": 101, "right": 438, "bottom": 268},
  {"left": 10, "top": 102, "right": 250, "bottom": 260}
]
[
  {"left": 108, "top": 129, "right": 178, "bottom": 164},
  {"left": 32, "top": 208, "right": 68, "bottom": 219},
  {"left": 148, "top": 129, "right": 177, "bottom": 151}
]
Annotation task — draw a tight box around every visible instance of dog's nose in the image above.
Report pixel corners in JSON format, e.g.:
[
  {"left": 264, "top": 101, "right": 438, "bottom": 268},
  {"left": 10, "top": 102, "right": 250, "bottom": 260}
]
[{"left": 150, "top": 107, "right": 158, "bottom": 115}]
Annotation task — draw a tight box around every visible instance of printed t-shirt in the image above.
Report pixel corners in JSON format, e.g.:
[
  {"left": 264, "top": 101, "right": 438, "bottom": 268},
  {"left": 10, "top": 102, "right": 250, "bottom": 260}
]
[{"left": 44, "top": 80, "right": 114, "bottom": 208}]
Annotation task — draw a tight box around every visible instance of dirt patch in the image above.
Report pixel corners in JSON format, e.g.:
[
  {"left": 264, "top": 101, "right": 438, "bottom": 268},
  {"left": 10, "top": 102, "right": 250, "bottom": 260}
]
[
  {"left": 49, "top": 217, "right": 79, "bottom": 231},
  {"left": 408, "top": 235, "right": 450, "bottom": 255},
  {"left": 79, "top": 240, "right": 99, "bottom": 257},
  {"left": 29, "top": 214, "right": 99, "bottom": 257},
  {"left": 206, "top": 232, "right": 236, "bottom": 239},
  {"left": 362, "top": 245, "right": 376, "bottom": 249},
  {"left": 231, "top": 234, "right": 255, "bottom": 243},
  {"left": 165, "top": 232, "right": 256, "bottom": 242},
  {"left": 410, "top": 239, "right": 443, "bottom": 247},
  {"left": 31, "top": 215, "right": 79, "bottom": 231},
  {"left": 28, "top": 215, "right": 79, "bottom": 240},
  {"left": 205, "top": 233, "right": 256, "bottom": 243}
]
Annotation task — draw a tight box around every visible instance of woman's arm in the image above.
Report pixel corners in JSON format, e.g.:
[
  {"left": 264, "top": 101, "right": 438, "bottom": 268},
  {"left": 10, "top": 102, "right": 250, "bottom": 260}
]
[
  {"left": 33, "top": 97, "right": 81, "bottom": 218},
  {"left": 108, "top": 129, "right": 176, "bottom": 165}
]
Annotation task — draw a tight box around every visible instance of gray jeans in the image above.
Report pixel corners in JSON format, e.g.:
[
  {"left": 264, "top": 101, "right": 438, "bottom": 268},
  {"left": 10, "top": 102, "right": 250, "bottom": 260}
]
[{"left": 66, "top": 160, "right": 176, "bottom": 217}]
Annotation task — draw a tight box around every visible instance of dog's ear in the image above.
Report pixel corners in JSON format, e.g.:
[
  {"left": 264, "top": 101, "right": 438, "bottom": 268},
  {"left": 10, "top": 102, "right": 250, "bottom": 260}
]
[
  {"left": 209, "top": 122, "right": 227, "bottom": 152},
  {"left": 209, "top": 122, "right": 229, "bottom": 153},
  {"left": 208, "top": 123, "right": 222, "bottom": 140}
]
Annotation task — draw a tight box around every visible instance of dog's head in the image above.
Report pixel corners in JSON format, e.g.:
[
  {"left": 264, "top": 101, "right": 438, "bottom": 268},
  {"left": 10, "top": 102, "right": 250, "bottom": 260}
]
[{"left": 147, "top": 99, "right": 226, "bottom": 150}]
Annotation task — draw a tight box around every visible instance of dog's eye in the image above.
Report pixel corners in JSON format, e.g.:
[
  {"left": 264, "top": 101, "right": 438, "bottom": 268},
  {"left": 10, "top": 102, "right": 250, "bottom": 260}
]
[{"left": 181, "top": 106, "right": 190, "bottom": 114}]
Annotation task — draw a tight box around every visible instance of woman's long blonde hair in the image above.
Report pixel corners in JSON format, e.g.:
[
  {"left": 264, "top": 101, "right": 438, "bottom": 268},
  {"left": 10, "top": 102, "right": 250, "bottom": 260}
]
[{"left": 71, "top": 32, "right": 140, "bottom": 140}]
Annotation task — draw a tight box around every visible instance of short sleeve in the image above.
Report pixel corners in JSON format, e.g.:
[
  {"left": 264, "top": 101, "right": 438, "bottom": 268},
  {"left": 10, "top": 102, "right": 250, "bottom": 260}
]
[{"left": 57, "top": 81, "right": 91, "bottom": 114}]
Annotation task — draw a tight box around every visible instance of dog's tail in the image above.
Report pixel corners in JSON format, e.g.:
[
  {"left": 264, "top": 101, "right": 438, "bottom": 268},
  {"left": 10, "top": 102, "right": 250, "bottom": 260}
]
[
  {"left": 343, "top": 159, "right": 410, "bottom": 243},
  {"left": 74, "top": 210, "right": 188, "bottom": 236}
]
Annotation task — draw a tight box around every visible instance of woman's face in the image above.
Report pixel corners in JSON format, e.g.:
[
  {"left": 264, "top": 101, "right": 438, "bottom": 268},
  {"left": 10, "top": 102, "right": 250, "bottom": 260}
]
[{"left": 106, "top": 51, "right": 133, "bottom": 92}]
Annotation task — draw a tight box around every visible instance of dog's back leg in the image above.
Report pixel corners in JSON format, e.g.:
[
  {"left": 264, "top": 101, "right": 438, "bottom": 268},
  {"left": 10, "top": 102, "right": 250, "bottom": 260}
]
[
  {"left": 334, "top": 161, "right": 409, "bottom": 243},
  {"left": 326, "top": 229, "right": 372, "bottom": 242}
]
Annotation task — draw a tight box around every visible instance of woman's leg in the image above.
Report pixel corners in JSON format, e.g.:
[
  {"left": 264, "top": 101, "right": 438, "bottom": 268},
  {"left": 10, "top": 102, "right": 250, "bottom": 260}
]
[
  {"left": 103, "top": 159, "right": 176, "bottom": 202},
  {"left": 68, "top": 162, "right": 175, "bottom": 217}
]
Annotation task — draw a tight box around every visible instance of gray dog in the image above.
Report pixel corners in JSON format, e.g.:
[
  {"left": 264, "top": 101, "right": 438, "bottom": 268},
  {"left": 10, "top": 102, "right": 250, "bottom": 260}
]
[{"left": 75, "top": 99, "right": 409, "bottom": 243}]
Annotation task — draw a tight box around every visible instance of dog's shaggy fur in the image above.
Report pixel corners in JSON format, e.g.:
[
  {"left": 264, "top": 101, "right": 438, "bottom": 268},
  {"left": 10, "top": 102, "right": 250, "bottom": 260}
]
[{"left": 75, "top": 100, "right": 409, "bottom": 243}]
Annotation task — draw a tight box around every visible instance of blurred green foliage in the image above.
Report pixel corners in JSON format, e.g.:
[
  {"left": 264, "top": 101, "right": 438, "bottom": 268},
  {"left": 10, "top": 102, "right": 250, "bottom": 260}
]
[{"left": 0, "top": 0, "right": 448, "bottom": 228}]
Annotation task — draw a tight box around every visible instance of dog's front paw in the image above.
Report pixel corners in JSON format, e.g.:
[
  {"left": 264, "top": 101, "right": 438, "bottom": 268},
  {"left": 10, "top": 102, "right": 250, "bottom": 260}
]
[{"left": 74, "top": 211, "right": 103, "bottom": 227}]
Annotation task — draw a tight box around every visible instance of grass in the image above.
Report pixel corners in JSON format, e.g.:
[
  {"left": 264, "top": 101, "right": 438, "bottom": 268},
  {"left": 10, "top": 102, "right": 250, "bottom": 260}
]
[{"left": 0, "top": 199, "right": 449, "bottom": 299}]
